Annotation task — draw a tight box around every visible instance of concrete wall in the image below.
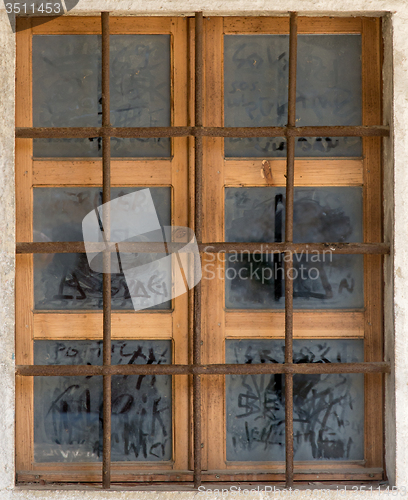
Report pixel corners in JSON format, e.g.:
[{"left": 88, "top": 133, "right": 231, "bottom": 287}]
[{"left": 0, "top": 0, "right": 406, "bottom": 497}]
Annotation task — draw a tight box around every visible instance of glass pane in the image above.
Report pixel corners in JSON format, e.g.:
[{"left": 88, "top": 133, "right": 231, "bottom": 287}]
[
  {"left": 33, "top": 35, "right": 171, "bottom": 158},
  {"left": 225, "top": 187, "right": 363, "bottom": 309},
  {"left": 224, "top": 34, "right": 361, "bottom": 157},
  {"left": 296, "top": 35, "right": 361, "bottom": 127},
  {"left": 34, "top": 340, "right": 172, "bottom": 462},
  {"left": 226, "top": 339, "right": 364, "bottom": 461},
  {"left": 33, "top": 35, "right": 102, "bottom": 157},
  {"left": 33, "top": 187, "right": 171, "bottom": 310},
  {"left": 110, "top": 35, "right": 171, "bottom": 157},
  {"left": 224, "top": 34, "right": 288, "bottom": 158}
]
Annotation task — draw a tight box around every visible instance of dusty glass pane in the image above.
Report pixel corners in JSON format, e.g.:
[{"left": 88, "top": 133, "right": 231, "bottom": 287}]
[
  {"left": 296, "top": 35, "right": 361, "bottom": 127},
  {"left": 34, "top": 340, "right": 172, "bottom": 462},
  {"left": 226, "top": 339, "right": 364, "bottom": 461},
  {"left": 33, "top": 35, "right": 102, "bottom": 157},
  {"left": 33, "top": 187, "right": 171, "bottom": 310},
  {"left": 225, "top": 187, "right": 363, "bottom": 309},
  {"left": 224, "top": 34, "right": 361, "bottom": 157},
  {"left": 33, "top": 35, "right": 171, "bottom": 157},
  {"left": 224, "top": 35, "right": 288, "bottom": 158},
  {"left": 110, "top": 35, "right": 171, "bottom": 157}
]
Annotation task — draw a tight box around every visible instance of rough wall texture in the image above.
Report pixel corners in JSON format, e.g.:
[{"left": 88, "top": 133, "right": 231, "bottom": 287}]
[{"left": 0, "top": 0, "right": 406, "bottom": 497}]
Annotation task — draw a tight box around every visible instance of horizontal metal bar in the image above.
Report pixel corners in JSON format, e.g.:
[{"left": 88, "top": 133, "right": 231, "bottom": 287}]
[
  {"left": 15, "top": 127, "right": 194, "bottom": 139},
  {"left": 284, "top": 125, "right": 390, "bottom": 138},
  {"left": 15, "top": 125, "right": 390, "bottom": 139},
  {"left": 16, "top": 362, "right": 390, "bottom": 377},
  {"left": 16, "top": 241, "right": 391, "bottom": 255},
  {"left": 204, "top": 242, "right": 391, "bottom": 254}
]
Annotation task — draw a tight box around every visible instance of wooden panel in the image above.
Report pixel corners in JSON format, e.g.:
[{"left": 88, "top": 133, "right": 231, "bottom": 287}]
[
  {"left": 224, "top": 17, "right": 289, "bottom": 34},
  {"left": 31, "top": 16, "right": 173, "bottom": 35},
  {"left": 15, "top": 18, "right": 34, "bottom": 472},
  {"left": 111, "top": 17, "right": 173, "bottom": 34},
  {"left": 226, "top": 311, "right": 364, "bottom": 338},
  {"left": 362, "top": 17, "right": 383, "bottom": 470},
  {"left": 298, "top": 17, "right": 362, "bottom": 34},
  {"left": 187, "top": 17, "right": 196, "bottom": 472},
  {"left": 31, "top": 16, "right": 101, "bottom": 34},
  {"left": 223, "top": 16, "right": 361, "bottom": 34},
  {"left": 224, "top": 158, "right": 363, "bottom": 186},
  {"left": 33, "top": 160, "right": 102, "bottom": 186},
  {"left": 33, "top": 159, "right": 172, "bottom": 186},
  {"left": 170, "top": 16, "right": 190, "bottom": 471},
  {"left": 202, "top": 17, "right": 225, "bottom": 472},
  {"left": 15, "top": 255, "right": 34, "bottom": 472},
  {"left": 33, "top": 313, "right": 173, "bottom": 339}
]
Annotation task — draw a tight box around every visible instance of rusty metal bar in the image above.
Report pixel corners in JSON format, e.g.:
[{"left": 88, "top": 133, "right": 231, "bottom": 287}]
[
  {"left": 15, "top": 124, "right": 390, "bottom": 138},
  {"left": 193, "top": 10, "right": 204, "bottom": 490},
  {"left": 16, "top": 241, "right": 391, "bottom": 255},
  {"left": 284, "top": 12, "right": 298, "bottom": 489},
  {"left": 204, "top": 125, "right": 390, "bottom": 138},
  {"left": 101, "top": 11, "right": 111, "bottom": 490},
  {"left": 16, "top": 362, "right": 391, "bottom": 377}
]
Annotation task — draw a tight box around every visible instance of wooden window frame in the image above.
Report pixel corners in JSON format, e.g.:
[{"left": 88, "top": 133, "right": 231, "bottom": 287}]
[
  {"left": 15, "top": 15, "right": 191, "bottom": 483},
  {"left": 15, "top": 13, "right": 390, "bottom": 488},
  {"left": 201, "top": 15, "right": 385, "bottom": 483}
]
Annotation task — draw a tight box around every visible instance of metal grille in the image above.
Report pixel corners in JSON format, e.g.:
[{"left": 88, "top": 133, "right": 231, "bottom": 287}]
[{"left": 15, "top": 11, "right": 391, "bottom": 489}]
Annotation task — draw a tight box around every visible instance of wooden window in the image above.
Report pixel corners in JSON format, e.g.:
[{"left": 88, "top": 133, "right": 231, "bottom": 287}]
[{"left": 15, "top": 13, "right": 388, "bottom": 487}]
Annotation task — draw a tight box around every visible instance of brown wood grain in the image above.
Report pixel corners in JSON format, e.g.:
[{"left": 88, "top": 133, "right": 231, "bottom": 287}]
[
  {"left": 31, "top": 16, "right": 172, "bottom": 34},
  {"left": 15, "top": 17, "right": 34, "bottom": 472},
  {"left": 202, "top": 16, "right": 225, "bottom": 472},
  {"left": 33, "top": 159, "right": 172, "bottom": 186},
  {"left": 33, "top": 312, "right": 173, "bottom": 339},
  {"left": 170, "top": 17, "right": 190, "bottom": 471},
  {"left": 224, "top": 158, "right": 363, "bottom": 186},
  {"left": 223, "top": 16, "right": 362, "bottom": 34},
  {"left": 226, "top": 311, "right": 364, "bottom": 338},
  {"left": 362, "top": 17, "right": 384, "bottom": 470}
]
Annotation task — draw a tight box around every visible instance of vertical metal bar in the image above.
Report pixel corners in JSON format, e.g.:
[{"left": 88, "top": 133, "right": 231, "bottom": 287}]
[
  {"left": 284, "top": 11, "right": 298, "bottom": 489},
  {"left": 101, "top": 11, "right": 111, "bottom": 490},
  {"left": 193, "top": 10, "right": 204, "bottom": 490}
]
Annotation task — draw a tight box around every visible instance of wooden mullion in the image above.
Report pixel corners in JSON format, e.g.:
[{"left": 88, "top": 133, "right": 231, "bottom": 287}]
[
  {"left": 170, "top": 16, "right": 190, "bottom": 472},
  {"left": 201, "top": 16, "right": 225, "bottom": 472},
  {"left": 15, "top": 17, "right": 34, "bottom": 473},
  {"left": 362, "top": 17, "right": 384, "bottom": 470}
]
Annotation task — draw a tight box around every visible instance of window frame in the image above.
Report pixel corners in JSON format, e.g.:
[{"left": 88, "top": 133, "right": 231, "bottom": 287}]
[
  {"left": 200, "top": 15, "right": 386, "bottom": 481},
  {"left": 14, "top": 12, "right": 390, "bottom": 488},
  {"left": 15, "top": 14, "right": 192, "bottom": 482}
]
